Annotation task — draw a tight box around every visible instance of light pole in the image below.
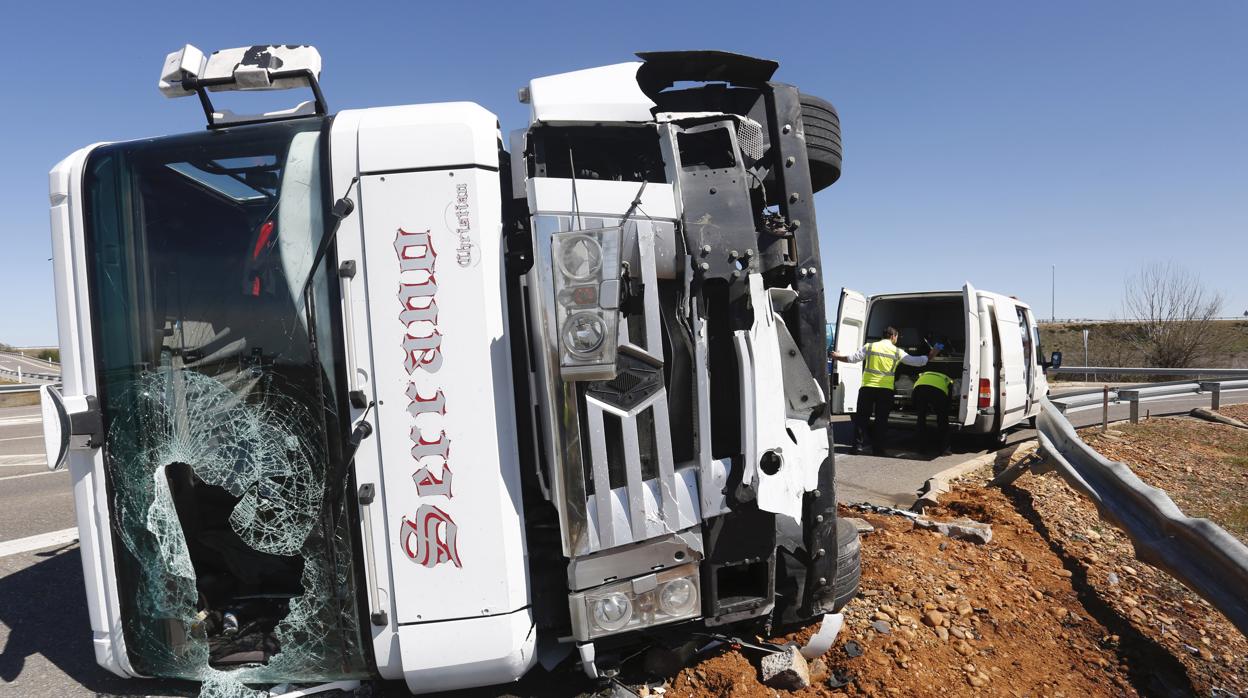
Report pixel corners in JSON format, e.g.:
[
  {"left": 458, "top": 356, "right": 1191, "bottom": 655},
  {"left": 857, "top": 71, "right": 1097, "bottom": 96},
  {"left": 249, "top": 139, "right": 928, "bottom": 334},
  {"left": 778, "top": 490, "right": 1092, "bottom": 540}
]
[{"left": 1050, "top": 264, "right": 1055, "bottom": 322}]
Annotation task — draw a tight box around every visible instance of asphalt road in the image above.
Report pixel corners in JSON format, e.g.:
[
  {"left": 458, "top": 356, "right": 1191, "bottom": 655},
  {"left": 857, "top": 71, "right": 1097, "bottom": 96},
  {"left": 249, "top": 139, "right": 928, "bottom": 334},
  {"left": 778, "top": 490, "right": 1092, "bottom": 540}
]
[{"left": 0, "top": 390, "right": 1244, "bottom": 696}]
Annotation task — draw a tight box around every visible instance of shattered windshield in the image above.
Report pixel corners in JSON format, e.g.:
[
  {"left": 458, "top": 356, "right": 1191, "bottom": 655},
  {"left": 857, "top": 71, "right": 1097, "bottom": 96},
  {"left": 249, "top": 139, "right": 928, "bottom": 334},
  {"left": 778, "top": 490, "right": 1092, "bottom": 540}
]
[{"left": 83, "top": 118, "right": 369, "bottom": 693}]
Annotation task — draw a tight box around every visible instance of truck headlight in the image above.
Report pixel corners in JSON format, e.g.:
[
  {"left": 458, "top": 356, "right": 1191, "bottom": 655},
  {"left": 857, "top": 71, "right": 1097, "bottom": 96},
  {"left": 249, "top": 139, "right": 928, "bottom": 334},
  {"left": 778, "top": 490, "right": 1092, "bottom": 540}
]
[
  {"left": 658, "top": 577, "right": 697, "bottom": 616},
  {"left": 591, "top": 592, "right": 633, "bottom": 632},
  {"left": 551, "top": 227, "right": 621, "bottom": 381},
  {"left": 563, "top": 313, "right": 607, "bottom": 355},
  {"left": 570, "top": 563, "right": 701, "bottom": 640},
  {"left": 556, "top": 234, "right": 603, "bottom": 280}
]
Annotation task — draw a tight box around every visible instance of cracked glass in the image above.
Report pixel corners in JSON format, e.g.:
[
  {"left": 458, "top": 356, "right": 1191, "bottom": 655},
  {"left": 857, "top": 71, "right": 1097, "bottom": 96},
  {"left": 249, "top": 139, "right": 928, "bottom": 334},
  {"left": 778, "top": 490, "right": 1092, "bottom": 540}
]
[{"left": 82, "top": 118, "right": 369, "bottom": 694}]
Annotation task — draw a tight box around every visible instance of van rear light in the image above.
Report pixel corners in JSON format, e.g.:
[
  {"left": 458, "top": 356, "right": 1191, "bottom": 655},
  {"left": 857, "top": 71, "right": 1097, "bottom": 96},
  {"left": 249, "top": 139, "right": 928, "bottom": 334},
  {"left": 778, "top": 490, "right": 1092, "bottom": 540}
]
[{"left": 978, "top": 379, "right": 991, "bottom": 409}]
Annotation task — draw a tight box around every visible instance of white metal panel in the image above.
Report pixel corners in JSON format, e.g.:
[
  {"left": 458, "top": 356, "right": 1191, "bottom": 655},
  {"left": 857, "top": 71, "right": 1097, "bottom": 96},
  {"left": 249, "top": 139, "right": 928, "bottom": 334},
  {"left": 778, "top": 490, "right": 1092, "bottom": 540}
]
[
  {"left": 357, "top": 166, "right": 529, "bottom": 626},
  {"left": 354, "top": 103, "right": 500, "bottom": 174},
  {"left": 48, "top": 145, "right": 140, "bottom": 678},
  {"left": 328, "top": 111, "right": 405, "bottom": 679},
  {"left": 992, "top": 295, "right": 1029, "bottom": 427},
  {"left": 741, "top": 275, "right": 820, "bottom": 523},
  {"left": 832, "top": 288, "right": 867, "bottom": 413},
  {"left": 584, "top": 468, "right": 702, "bottom": 550},
  {"left": 398, "top": 611, "right": 535, "bottom": 694},
  {"left": 527, "top": 62, "right": 656, "bottom": 124},
  {"left": 959, "top": 283, "right": 982, "bottom": 426}
]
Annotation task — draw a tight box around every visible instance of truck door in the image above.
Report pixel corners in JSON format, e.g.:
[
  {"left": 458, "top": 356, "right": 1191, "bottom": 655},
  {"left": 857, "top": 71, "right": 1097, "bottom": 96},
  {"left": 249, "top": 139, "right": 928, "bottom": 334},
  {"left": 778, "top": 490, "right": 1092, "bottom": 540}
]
[
  {"left": 993, "top": 298, "right": 1028, "bottom": 426},
  {"left": 958, "top": 283, "right": 982, "bottom": 426},
  {"left": 832, "top": 288, "right": 867, "bottom": 413}
]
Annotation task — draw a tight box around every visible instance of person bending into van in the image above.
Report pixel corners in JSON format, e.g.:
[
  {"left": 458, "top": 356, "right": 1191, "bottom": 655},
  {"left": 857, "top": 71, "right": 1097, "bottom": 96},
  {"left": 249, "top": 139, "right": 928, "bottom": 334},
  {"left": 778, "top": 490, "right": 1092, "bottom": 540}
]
[
  {"left": 913, "top": 371, "right": 954, "bottom": 456},
  {"left": 832, "top": 327, "right": 939, "bottom": 456}
]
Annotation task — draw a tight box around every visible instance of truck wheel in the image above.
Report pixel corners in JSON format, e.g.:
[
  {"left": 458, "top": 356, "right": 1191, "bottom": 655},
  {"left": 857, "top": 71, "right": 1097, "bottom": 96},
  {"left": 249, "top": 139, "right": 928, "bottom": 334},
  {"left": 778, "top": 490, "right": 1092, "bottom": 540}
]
[
  {"left": 830, "top": 517, "right": 861, "bottom": 612},
  {"left": 799, "top": 93, "right": 842, "bottom": 192}
]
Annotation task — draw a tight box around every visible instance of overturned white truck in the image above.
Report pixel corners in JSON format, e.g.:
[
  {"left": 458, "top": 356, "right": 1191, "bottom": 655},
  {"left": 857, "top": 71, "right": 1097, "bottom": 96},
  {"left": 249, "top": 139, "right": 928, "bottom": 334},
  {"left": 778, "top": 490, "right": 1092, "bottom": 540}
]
[{"left": 41, "top": 45, "right": 858, "bottom": 694}]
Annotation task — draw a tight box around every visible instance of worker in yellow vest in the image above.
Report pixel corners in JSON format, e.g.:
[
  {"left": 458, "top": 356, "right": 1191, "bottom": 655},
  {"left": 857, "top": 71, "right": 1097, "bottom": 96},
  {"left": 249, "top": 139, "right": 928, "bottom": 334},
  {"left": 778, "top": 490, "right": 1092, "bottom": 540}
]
[
  {"left": 832, "top": 326, "right": 939, "bottom": 455},
  {"left": 913, "top": 370, "right": 955, "bottom": 455}
]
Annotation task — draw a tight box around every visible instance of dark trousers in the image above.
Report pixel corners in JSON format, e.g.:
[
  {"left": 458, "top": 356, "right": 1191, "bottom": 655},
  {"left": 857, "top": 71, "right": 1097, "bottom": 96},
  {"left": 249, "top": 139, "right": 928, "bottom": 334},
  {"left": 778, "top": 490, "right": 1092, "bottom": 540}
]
[
  {"left": 913, "top": 385, "right": 951, "bottom": 453},
  {"left": 853, "top": 386, "right": 894, "bottom": 454}
]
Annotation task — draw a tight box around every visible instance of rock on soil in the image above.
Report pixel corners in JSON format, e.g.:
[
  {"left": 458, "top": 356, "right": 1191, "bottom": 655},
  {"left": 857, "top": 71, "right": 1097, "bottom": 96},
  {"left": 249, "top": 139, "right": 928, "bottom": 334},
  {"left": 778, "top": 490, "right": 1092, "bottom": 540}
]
[{"left": 758, "top": 646, "right": 810, "bottom": 690}]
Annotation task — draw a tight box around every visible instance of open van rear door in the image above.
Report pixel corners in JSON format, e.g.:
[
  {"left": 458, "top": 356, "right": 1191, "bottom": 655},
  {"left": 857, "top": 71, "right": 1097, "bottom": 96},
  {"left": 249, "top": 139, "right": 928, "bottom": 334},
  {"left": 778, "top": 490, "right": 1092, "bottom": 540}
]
[
  {"left": 832, "top": 288, "right": 867, "bottom": 413},
  {"left": 958, "top": 282, "right": 981, "bottom": 426}
]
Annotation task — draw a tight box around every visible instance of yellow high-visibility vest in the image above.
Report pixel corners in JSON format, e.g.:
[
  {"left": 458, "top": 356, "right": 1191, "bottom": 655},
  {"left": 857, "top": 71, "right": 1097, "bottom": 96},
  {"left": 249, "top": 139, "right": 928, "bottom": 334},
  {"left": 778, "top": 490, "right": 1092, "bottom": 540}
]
[
  {"left": 914, "top": 371, "right": 953, "bottom": 395},
  {"left": 861, "top": 339, "right": 903, "bottom": 390}
]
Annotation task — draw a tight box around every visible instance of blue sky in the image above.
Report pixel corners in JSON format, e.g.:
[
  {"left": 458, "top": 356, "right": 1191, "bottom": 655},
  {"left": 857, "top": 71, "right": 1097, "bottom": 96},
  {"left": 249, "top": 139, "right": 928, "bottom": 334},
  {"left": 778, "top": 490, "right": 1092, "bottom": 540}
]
[{"left": 0, "top": 1, "right": 1244, "bottom": 346}]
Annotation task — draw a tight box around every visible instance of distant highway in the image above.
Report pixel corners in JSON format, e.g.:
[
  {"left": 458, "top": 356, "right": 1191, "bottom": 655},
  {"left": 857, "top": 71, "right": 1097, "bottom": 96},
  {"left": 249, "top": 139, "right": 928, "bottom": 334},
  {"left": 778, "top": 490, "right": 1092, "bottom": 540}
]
[{"left": 0, "top": 351, "right": 60, "bottom": 385}]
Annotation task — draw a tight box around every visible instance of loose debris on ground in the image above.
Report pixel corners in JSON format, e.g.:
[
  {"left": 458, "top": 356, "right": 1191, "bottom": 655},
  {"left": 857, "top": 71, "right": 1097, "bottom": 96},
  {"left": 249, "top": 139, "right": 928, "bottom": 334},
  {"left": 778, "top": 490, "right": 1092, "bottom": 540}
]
[{"left": 663, "top": 430, "right": 1247, "bottom": 697}]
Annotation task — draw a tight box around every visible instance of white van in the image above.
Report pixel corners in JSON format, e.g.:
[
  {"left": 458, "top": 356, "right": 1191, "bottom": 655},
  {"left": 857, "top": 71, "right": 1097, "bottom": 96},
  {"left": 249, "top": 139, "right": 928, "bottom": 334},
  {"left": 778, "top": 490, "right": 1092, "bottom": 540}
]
[{"left": 831, "top": 284, "right": 1057, "bottom": 442}]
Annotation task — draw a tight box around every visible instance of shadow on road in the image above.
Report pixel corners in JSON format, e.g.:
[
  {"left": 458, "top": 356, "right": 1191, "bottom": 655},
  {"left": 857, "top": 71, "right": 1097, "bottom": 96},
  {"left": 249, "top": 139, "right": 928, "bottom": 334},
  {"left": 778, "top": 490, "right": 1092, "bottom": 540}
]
[
  {"left": 830, "top": 420, "right": 990, "bottom": 462},
  {"left": 0, "top": 545, "right": 195, "bottom": 696}
]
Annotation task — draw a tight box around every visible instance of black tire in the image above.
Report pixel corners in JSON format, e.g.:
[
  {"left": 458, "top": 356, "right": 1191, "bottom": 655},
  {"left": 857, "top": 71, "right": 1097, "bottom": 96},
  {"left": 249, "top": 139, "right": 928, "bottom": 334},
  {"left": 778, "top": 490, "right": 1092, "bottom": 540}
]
[
  {"left": 799, "top": 93, "right": 842, "bottom": 192},
  {"left": 830, "top": 517, "right": 861, "bottom": 612},
  {"left": 981, "top": 427, "right": 1008, "bottom": 451}
]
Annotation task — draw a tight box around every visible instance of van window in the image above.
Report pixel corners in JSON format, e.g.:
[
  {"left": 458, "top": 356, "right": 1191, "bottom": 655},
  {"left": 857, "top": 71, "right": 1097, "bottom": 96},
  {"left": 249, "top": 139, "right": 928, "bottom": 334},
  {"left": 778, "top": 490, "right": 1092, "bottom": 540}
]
[
  {"left": 866, "top": 296, "right": 964, "bottom": 354},
  {"left": 1017, "top": 306, "right": 1034, "bottom": 390}
]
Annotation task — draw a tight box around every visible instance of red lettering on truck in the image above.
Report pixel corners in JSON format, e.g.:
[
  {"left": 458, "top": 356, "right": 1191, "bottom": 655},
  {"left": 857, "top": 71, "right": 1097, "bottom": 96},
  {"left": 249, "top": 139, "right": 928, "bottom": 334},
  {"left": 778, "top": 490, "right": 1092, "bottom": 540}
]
[{"left": 395, "top": 227, "right": 460, "bottom": 568}]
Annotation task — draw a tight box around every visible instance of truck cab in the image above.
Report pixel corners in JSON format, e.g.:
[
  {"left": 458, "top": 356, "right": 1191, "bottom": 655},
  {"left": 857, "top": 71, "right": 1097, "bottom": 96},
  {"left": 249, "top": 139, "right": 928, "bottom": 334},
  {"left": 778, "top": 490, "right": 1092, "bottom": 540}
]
[
  {"left": 42, "top": 45, "right": 858, "bottom": 695},
  {"left": 831, "top": 284, "right": 1052, "bottom": 439}
]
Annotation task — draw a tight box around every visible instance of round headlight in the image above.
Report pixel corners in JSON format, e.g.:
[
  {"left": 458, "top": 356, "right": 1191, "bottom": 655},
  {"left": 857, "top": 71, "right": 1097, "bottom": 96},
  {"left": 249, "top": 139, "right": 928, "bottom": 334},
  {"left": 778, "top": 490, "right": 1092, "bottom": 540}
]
[
  {"left": 658, "top": 578, "right": 698, "bottom": 616},
  {"left": 563, "top": 313, "right": 606, "bottom": 355},
  {"left": 591, "top": 592, "right": 633, "bottom": 632},
  {"left": 556, "top": 235, "right": 603, "bottom": 281}
]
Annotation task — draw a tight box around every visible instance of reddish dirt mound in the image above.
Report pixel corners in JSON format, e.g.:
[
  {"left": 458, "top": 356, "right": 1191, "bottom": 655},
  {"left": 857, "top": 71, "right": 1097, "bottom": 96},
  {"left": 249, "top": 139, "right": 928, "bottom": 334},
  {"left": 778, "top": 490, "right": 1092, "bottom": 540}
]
[{"left": 670, "top": 486, "right": 1141, "bottom": 697}]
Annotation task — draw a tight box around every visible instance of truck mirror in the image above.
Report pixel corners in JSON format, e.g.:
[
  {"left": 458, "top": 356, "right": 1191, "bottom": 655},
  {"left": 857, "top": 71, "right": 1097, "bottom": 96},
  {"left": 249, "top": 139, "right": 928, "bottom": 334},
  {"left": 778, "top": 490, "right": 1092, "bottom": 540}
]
[{"left": 1049, "top": 351, "right": 1062, "bottom": 369}]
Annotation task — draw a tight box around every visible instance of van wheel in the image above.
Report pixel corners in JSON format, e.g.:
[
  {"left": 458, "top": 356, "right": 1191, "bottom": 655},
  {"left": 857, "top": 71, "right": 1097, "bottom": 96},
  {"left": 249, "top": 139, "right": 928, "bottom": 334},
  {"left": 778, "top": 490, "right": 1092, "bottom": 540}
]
[
  {"left": 982, "top": 428, "right": 1007, "bottom": 450},
  {"left": 830, "top": 518, "right": 861, "bottom": 612},
  {"left": 799, "top": 93, "right": 842, "bottom": 192}
]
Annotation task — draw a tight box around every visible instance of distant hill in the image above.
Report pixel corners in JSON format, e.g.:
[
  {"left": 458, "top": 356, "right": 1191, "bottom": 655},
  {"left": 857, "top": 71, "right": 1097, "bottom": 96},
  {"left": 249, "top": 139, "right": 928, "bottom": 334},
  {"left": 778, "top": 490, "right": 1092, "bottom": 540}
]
[{"left": 1039, "top": 319, "right": 1248, "bottom": 370}]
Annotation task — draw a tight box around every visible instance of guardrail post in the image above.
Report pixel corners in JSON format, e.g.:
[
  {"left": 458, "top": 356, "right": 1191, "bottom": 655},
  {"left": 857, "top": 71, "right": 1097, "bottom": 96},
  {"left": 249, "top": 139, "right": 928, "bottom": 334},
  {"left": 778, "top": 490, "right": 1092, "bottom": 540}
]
[
  {"left": 1102, "top": 385, "right": 1109, "bottom": 432},
  {"left": 1201, "top": 382, "right": 1222, "bottom": 411},
  {"left": 1129, "top": 399, "right": 1139, "bottom": 424}
]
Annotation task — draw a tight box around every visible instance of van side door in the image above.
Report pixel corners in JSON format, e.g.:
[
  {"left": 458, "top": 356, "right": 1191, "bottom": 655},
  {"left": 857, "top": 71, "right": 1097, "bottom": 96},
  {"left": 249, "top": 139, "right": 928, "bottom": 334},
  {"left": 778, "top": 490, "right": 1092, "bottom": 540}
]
[
  {"left": 992, "top": 299, "right": 1029, "bottom": 426},
  {"left": 831, "top": 288, "right": 867, "bottom": 413},
  {"left": 1020, "top": 306, "right": 1045, "bottom": 414}
]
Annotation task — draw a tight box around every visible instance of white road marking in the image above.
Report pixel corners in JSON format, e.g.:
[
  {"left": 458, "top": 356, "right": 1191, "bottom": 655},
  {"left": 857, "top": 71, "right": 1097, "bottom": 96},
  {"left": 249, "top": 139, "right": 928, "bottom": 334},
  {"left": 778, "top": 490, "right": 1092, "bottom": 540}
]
[
  {"left": 0, "top": 469, "right": 64, "bottom": 481},
  {"left": 0, "top": 455, "right": 46, "bottom": 466},
  {"left": 0, "top": 416, "right": 43, "bottom": 427},
  {"left": 0, "top": 527, "right": 78, "bottom": 558},
  {"left": 0, "top": 434, "right": 41, "bottom": 442}
]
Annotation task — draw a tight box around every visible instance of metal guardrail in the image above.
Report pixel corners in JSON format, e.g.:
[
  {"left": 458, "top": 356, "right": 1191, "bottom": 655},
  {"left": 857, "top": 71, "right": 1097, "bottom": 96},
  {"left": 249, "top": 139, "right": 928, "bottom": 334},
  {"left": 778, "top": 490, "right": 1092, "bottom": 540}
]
[
  {"left": 1052, "top": 366, "right": 1248, "bottom": 378},
  {"left": 0, "top": 366, "right": 60, "bottom": 382},
  {"left": 996, "top": 396, "right": 1248, "bottom": 637},
  {"left": 0, "top": 384, "right": 42, "bottom": 394},
  {"left": 1050, "top": 377, "right": 1248, "bottom": 423}
]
